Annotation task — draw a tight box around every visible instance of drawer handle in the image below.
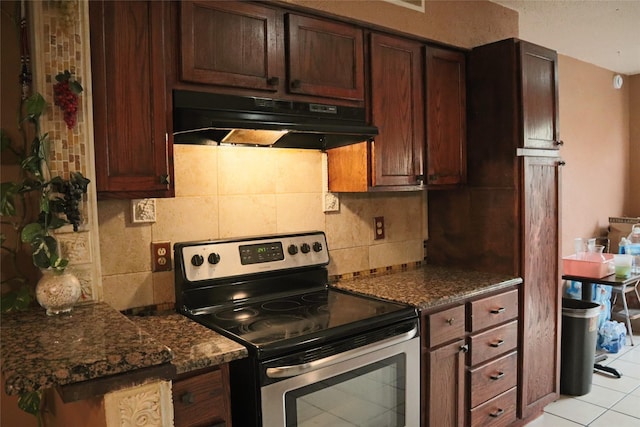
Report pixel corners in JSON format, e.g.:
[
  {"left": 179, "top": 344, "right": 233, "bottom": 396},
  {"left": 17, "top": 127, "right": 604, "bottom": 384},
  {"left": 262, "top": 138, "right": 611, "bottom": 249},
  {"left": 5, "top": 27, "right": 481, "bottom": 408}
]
[
  {"left": 446, "top": 318, "right": 455, "bottom": 325},
  {"left": 180, "top": 392, "right": 195, "bottom": 404},
  {"left": 490, "top": 307, "right": 506, "bottom": 314},
  {"left": 489, "top": 408, "right": 505, "bottom": 418},
  {"left": 490, "top": 371, "right": 505, "bottom": 381},
  {"left": 490, "top": 339, "right": 505, "bottom": 348}
]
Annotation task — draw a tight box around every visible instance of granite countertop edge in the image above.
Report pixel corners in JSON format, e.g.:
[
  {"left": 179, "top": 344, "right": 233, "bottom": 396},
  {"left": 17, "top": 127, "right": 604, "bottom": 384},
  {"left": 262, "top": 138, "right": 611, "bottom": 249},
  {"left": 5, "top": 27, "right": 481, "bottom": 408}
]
[{"left": 332, "top": 264, "right": 523, "bottom": 310}]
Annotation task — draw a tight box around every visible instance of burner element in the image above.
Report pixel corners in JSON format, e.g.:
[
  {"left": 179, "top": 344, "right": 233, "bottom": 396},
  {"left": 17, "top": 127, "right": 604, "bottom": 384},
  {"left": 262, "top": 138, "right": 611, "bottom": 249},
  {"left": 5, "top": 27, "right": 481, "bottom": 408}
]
[
  {"left": 301, "top": 292, "right": 328, "bottom": 303},
  {"left": 215, "top": 307, "right": 259, "bottom": 322},
  {"left": 240, "top": 314, "right": 322, "bottom": 344},
  {"left": 262, "top": 300, "right": 302, "bottom": 312}
]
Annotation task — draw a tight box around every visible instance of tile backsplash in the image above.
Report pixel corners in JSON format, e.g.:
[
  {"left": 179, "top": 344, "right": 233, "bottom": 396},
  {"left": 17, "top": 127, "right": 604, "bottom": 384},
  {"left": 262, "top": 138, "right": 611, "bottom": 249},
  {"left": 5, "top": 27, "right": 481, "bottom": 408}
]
[{"left": 98, "top": 145, "right": 426, "bottom": 311}]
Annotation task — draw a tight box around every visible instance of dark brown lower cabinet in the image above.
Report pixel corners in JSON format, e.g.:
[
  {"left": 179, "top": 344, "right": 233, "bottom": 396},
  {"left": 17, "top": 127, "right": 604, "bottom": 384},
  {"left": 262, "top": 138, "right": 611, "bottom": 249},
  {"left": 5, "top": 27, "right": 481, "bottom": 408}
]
[
  {"left": 172, "top": 365, "right": 232, "bottom": 427},
  {"left": 422, "top": 304, "right": 466, "bottom": 427},
  {"left": 422, "top": 286, "right": 520, "bottom": 427}
]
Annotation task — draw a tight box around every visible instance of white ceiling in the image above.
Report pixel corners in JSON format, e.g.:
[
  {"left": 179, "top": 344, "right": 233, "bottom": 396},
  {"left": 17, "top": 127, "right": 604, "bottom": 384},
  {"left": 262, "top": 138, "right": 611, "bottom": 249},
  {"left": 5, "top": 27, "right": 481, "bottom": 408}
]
[{"left": 492, "top": 0, "right": 640, "bottom": 75}]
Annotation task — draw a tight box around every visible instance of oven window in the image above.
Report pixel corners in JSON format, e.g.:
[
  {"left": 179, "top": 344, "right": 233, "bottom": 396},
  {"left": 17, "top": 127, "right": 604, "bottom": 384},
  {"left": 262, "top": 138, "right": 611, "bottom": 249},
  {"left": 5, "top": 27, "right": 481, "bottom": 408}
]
[{"left": 285, "top": 354, "right": 406, "bottom": 427}]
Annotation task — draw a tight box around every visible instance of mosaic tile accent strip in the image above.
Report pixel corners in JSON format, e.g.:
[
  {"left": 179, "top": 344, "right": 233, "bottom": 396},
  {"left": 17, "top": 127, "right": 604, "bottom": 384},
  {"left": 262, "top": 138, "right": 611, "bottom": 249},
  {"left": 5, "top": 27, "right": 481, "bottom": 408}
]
[{"left": 34, "top": 0, "right": 99, "bottom": 301}]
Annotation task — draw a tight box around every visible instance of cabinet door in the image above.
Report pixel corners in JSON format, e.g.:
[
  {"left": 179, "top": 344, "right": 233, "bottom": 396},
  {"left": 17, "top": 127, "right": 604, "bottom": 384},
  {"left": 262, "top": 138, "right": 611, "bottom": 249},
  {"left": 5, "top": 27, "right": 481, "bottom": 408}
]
[
  {"left": 425, "top": 46, "right": 466, "bottom": 186},
  {"left": 173, "top": 366, "right": 232, "bottom": 427},
  {"left": 90, "top": 0, "right": 173, "bottom": 198},
  {"left": 287, "top": 14, "right": 364, "bottom": 101},
  {"left": 180, "top": 1, "right": 282, "bottom": 91},
  {"left": 424, "top": 339, "right": 466, "bottom": 427},
  {"left": 519, "top": 155, "right": 561, "bottom": 418},
  {"left": 519, "top": 42, "right": 560, "bottom": 150},
  {"left": 370, "top": 33, "right": 424, "bottom": 187}
]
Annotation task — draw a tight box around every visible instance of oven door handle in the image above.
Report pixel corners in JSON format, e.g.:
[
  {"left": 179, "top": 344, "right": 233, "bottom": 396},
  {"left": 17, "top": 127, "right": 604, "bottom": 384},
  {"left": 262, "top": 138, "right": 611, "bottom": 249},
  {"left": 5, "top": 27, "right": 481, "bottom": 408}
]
[{"left": 265, "top": 324, "right": 418, "bottom": 379}]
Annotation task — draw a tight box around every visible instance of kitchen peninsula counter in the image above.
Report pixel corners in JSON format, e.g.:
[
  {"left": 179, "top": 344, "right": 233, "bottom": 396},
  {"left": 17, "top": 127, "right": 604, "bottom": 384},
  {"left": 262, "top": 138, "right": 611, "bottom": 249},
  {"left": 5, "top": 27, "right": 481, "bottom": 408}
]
[
  {"left": 1, "top": 302, "right": 247, "bottom": 397},
  {"left": 332, "top": 264, "right": 522, "bottom": 310}
]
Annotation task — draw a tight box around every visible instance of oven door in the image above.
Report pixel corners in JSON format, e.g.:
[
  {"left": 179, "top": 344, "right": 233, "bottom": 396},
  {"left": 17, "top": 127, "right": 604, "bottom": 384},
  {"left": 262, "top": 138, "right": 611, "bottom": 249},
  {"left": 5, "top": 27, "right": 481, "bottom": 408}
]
[{"left": 261, "top": 325, "right": 420, "bottom": 427}]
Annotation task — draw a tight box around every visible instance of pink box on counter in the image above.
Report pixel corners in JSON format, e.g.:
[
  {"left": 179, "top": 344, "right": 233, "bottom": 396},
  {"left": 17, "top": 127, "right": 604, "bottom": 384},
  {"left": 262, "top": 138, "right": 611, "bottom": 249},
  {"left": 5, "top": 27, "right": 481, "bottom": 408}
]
[{"left": 562, "top": 253, "right": 615, "bottom": 278}]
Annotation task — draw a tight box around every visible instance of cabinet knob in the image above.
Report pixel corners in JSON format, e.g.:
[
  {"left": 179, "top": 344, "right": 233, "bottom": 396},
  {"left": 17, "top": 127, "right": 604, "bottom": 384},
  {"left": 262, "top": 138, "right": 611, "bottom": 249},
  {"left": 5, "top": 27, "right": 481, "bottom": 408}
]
[
  {"left": 180, "top": 391, "right": 195, "bottom": 404},
  {"left": 428, "top": 174, "right": 438, "bottom": 182},
  {"left": 489, "top": 408, "right": 505, "bottom": 418},
  {"left": 459, "top": 344, "right": 469, "bottom": 353},
  {"left": 554, "top": 140, "right": 564, "bottom": 146},
  {"left": 160, "top": 174, "right": 170, "bottom": 185},
  {"left": 490, "top": 307, "right": 505, "bottom": 314},
  {"left": 446, "top": 318, "right": 455, "bottom": 325},
  {"left": 416, "top": 174, "right": 424, "bottom": 184},
  {"left": 267, "top": 76, "right": 280, "bottom": 86},
  {"left": 558, "top": 161, "right": 566, "bottom": 167},
  {"left": 291, "top": 79, "right": 302, "bottom": 89}
]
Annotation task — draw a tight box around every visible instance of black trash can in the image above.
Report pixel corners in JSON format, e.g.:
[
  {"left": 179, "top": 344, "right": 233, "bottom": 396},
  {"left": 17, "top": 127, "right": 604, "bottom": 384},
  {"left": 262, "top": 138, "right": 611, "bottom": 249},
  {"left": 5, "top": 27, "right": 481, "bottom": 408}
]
[{"left": 560, "top": 298, "right": 600, "bottom": 396}]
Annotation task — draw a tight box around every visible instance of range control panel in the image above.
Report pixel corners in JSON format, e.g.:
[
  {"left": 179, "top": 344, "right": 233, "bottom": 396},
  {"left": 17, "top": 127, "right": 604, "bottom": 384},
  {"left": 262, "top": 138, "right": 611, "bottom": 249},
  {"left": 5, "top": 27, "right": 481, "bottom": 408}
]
[{"left": 177, "top": 231, "right": 329, "bottom": 282}]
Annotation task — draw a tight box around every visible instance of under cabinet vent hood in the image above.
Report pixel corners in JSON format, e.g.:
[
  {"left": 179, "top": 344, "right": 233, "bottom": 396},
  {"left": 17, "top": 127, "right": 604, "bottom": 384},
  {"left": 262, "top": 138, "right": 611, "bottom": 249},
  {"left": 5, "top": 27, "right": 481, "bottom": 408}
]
[{"left": 172, "top": 90, "right": 378, "bottom": 150}]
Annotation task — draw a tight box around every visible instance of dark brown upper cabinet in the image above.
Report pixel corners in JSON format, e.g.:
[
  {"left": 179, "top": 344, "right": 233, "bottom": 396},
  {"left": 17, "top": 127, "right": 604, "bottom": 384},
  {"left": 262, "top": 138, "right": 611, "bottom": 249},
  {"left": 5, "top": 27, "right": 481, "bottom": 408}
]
[
  {"left": 327, "top": 32, "right": 423, "bottom": 192},
  {"left": 179, "top": 1, "right": 282, "bottom": 92},
  {"left": 90, "top": 0, "right": 174, "bottom": 199},
  {"left": 520, "top": 41, "right": 560, "bottom": 150},
  {"left": 286, "top": 14, "right": 364, "bottom": 101},
  {"left": 179, "top": 1, "right": 364, "bottom": 103},
  {"left": 425, "top": 46, "right": 467, "bottom": 187},
  {"left": 369, "top": 33, "right": 424, "bottom": 188}
]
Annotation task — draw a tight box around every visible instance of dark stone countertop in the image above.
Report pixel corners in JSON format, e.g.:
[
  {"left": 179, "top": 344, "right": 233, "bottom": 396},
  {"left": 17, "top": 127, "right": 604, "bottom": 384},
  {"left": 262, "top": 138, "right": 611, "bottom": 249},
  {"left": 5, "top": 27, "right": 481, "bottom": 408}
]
[
  {"left": 332, "top": 265, "right": 522, "bottom": 310},
  {"left": 1, "top": 302, "right": 172, "bottom": 396},
  {"left": 1, "top": 302, "right": 248, "bottom": 396},
  {"left": 128, "top": 314, "right": 247, "bottom": 375},
  {"left": 1, "top": 266, "right": 519, "bottom": 396}
]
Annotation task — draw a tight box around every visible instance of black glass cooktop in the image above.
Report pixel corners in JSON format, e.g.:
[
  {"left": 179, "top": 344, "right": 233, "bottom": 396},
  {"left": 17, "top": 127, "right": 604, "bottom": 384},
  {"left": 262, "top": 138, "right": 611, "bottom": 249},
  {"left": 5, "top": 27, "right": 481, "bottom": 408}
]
[{"left": 193, "top": 288, "right": 416, "bottom": 352}]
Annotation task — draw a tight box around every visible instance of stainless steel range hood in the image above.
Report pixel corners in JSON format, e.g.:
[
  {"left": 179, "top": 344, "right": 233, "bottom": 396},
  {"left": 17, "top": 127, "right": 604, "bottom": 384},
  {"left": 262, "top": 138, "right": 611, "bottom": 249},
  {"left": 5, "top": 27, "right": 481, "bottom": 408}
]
[{"left": 172, "top": 90, "right": 378, "bottom": 150}]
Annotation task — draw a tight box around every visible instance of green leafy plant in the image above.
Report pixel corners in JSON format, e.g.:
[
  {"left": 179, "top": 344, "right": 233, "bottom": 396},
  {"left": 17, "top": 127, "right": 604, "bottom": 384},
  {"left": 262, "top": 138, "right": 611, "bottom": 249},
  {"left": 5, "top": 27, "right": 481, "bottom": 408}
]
[{"left": 1, "top": 77, "right": 89, "bottom": 311}]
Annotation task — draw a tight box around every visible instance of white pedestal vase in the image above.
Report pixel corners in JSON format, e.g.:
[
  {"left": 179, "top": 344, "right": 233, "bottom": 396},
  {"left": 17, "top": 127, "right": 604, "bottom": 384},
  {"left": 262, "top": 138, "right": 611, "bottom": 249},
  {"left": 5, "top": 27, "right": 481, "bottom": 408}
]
[{"left": 35, "top": 269, "right": 81, "bottom": 315}]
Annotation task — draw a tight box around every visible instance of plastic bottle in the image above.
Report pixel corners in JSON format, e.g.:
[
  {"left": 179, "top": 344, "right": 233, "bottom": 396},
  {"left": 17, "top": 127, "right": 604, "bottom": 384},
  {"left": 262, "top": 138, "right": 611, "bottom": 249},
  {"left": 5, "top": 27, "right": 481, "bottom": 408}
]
[
  {"left": 626, "top": 225, "right": 640, "bottom": 274},
  {"left": 619, "top": 237, "right": 628, "bottom": 254}
]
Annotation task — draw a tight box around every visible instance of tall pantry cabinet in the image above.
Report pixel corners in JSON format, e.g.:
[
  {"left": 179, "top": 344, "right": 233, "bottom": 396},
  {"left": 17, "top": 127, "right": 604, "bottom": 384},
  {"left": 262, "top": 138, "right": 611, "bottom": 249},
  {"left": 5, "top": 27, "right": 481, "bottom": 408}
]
[{"left": 428, "top": 38, "right": 562, "bottom": 422}]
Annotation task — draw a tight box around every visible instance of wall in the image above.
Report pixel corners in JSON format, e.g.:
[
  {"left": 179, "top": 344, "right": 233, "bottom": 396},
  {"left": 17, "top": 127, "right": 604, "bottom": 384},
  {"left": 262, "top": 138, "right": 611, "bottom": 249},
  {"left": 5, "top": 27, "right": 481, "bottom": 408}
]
[
  {"left": 96, "top": 0, "right": 520, "bottom": 311},
  {"left": 630, "top": 74, "right": 640, "bottom": 215},
  {"left": 558, "top": 55, "right": 638, "bottom": 255}
]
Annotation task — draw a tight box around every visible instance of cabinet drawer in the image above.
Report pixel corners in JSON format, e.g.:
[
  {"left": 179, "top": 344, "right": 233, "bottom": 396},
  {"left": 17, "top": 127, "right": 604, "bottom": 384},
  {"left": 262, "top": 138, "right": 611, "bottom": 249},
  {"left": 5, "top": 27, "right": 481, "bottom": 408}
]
[
  {"left": 469, "top": 320, "right": 518, "bottom": 366},
  {"left": 469, "top": 387, "right": 517, "bottom": 427},
  {"left": 424, "top": 305, "right": 466, "bottom": 348},
  {"left": 469, "top": 289, "right": 518, "bottom": 332},
  {"left": 469, "top": 351, "right": 517, "bottom": 408},
  {"left": 173, "top": 367, "right": 229, "bottom": 427}
]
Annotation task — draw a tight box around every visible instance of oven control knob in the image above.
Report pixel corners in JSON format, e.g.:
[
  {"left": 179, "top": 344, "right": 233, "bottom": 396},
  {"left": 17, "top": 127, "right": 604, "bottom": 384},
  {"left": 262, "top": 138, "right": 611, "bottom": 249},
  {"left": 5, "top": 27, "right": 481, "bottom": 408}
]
[
  {"left": 191, "top": 254, "right": 204, "bottom": 267},
  {"left": 301, "top": 243, "right": 311, "bottom": 254},
  {"left": 312, "top": 242, "right": 323, "bottom": 252},
  {"left": 288, "top": 244, "right": 298, "bottom": 255},
  {"left": 208, "top": 253, "right": 221, "bottom": 265}
]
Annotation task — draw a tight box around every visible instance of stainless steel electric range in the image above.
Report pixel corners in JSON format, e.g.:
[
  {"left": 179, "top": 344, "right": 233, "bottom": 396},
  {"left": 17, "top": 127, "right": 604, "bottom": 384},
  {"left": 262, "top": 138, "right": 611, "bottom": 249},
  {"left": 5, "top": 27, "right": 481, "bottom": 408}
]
[{"left": 174, "top": 231, "right": 420, "bottom": 427}]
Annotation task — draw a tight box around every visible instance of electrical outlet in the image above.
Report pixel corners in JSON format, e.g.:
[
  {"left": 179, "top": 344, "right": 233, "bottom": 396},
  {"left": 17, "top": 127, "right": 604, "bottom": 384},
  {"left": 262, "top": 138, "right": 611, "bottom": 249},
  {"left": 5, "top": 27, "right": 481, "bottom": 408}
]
[
  {"left": 152, "top": 242, "right": 172, "bottom": 272},
  {"left": 374, "top": 216, "right": 385, "bottom": 240}
]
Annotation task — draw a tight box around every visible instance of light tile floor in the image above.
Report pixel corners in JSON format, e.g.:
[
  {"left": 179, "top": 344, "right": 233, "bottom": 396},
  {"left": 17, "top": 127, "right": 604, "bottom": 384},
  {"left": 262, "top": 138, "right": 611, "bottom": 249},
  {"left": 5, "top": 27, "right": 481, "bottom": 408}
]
[{"left": 526, "top": 330, "right": 640, "bottom": 426}]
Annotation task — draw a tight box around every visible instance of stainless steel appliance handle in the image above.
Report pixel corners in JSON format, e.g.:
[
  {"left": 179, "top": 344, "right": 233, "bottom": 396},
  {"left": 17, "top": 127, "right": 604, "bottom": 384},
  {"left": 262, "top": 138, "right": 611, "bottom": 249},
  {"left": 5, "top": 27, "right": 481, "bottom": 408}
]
[{"left": 266, "top": 325, "right": 418, "bottom": 379}]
